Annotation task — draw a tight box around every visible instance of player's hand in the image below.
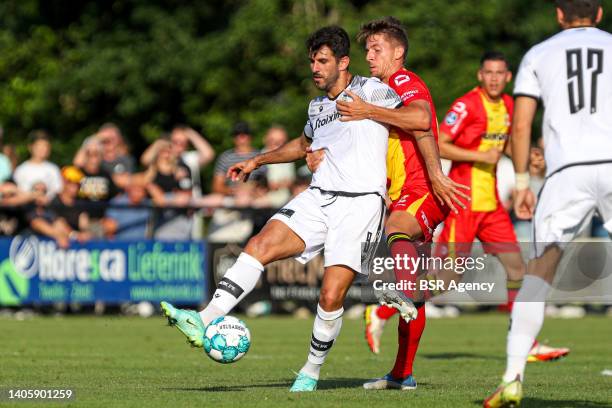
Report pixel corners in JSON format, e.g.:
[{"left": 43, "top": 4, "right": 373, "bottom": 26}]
[
  {"left": 305, "top": 148, "right": 325, "bottom": 172},
  {"left": 479, "top": 148, "right": 502, "bottom": 165},
  {"left": 227, "top": 159, "right": 258, "bottom": 182},
  {"left": 430, "top": 171, "right": 470, "bottom": 214},
  {"left": 337, "top": 89, "right": 372, "bottom": 122},
  {"left": 513, "top": 188, "right": 536, "bottom": 220}
]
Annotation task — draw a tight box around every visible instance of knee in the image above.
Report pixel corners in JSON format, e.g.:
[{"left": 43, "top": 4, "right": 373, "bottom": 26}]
[
  {"left": 244, "top": 233, "right": 272, "bottom": 261},
  {"left": 505, "top": 261, "right": 526, "bottom": 281},
  {"left": 319, "top": 287, "right": 343, "bottom": 312}
]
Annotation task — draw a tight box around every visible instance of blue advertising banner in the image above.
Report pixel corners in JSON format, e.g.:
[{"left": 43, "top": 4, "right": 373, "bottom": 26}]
[{"left": 0, "top": 236, "right": 207, "bottom": 306}]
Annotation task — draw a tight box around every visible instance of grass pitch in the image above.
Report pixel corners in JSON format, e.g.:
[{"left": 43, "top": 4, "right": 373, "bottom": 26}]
[{"left": 1, "top": 313, "right": 611, "bottom": 407}]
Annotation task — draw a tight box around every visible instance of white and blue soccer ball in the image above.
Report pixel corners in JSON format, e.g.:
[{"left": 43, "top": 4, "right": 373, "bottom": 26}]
[{"left": 203, "top": 316, "right": 251, "bottom": 364}]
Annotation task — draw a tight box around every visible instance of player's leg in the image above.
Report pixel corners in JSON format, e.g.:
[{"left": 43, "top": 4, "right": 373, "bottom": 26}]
[
  {"left": 486, "top": 168, "right": 596, "bottom": 407},
  {"left": 483, "top": 207, "right": 570, "bottom": 364},
  {"left": 291, "top": 265, "right": 356, "bottom": 392},
  {"left": 363, "top": 210, "right": 421, "bottom": 355},
  {"left": 162, "top": 220, "right": 306, "bottom": 347},
  {"left": 365, "top": 191, "right": 447, "bottom": 390},
  {"left": 292, "top": 193, "right": 384, "bottom": 391},
  {"left": 162, "top": 188, "right": 325, "bottom": 347},
  {"left": 484, "top": 247, "right": 560, "bottom": 408}
]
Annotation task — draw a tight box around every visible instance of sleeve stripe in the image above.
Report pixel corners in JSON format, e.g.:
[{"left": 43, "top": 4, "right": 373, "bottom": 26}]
[{"left": 513, "top": 93, "right": 540, "bottom": 100}]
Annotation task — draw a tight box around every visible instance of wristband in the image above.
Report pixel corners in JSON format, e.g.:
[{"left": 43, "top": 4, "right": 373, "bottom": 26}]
[{"left": 514, "top": 172, "right": 530, "bottom": 190}]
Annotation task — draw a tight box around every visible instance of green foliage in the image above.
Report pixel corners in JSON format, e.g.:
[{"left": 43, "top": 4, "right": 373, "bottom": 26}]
[{"left": 0, "top": 0, "right": 610, "bottom": 169}]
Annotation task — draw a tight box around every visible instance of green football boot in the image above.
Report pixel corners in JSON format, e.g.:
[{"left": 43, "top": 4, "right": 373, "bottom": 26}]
[
  {"left": 161, "top": 301, "right": 205, "bottom": 348},
  {"left": 289, "top": 372, "right": 318, "bottom": 392}
]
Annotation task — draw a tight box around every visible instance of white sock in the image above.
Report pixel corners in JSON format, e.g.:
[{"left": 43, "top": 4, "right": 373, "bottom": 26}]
[
  {"left": 299, "top": 304, "right": 344, "bottom": 380},
  {"left": 503, "top": 275, "right": 550, "bottom": 383},
  {"left": 199, "top": 252, "right": 264, "bottom": 326}
]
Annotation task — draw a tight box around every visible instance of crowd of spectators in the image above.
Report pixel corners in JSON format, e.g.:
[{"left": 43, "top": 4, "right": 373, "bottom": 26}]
[
  {"left": 0, "top": 121, "right": 607, "bottom": 247},
  {"left": 0, "top": 122, "right": 312, "bottom": 247}
]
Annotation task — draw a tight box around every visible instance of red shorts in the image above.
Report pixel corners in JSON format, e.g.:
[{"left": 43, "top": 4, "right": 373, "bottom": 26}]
[
  {"left": 389, "top": 187, "right": 449, "bottom": 242},
  {"left": 436, "top": 204, "right": 519, "bottom": 256}
]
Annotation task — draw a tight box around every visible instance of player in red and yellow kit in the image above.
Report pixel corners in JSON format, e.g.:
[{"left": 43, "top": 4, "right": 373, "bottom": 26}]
[
  {"left": 438, "top": 51, "right": 569, "bottom": 364},
  {"left": 335, "top": 17, "right": 470, "bottom": 390}
]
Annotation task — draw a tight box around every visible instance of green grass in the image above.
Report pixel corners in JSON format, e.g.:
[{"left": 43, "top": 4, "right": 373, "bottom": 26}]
[{"left": 1, "top": 313, "right": 611, "bottom": 407}]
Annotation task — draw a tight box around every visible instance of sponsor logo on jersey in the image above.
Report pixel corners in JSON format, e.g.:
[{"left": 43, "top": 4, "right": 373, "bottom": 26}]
[
  {"left": 394, "top": 74, "right": 411, "bottom": 86},
  {"left": 400, "top": 89, "right": 420, "bottom": 102},
  {"left": 482, "top": 132, "right": 508, "bottom": 141},
  {"left": 445, "top": 111, "right": 458, "bottom": 125},
  {"left": 313, "top": 112, "right": 341, "bottom": 130}
]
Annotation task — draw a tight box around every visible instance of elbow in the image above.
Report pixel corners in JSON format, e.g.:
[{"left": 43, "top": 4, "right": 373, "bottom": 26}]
[{"left": 410, "top": 110, "right": 431, "bottom": 132}]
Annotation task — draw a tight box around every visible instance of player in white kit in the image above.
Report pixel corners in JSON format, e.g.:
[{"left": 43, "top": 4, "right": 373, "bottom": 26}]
[
  {"left": 160, "top": 26, "right": 402, "bottom": 392},
  {"left": 484, "top": 1, "right": 612, "bottom": 407}
]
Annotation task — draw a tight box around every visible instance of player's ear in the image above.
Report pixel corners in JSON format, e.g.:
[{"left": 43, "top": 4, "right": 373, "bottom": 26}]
[
  {"left": 556, "top": 7, "right": 566, "bottom": 27},
  {"left": 338, "top": 55, "right": 350, "bottom": 71},
  {"left": 595, "top": 6, "right": 603, "bottom": 24},
  {"left": 477, "top": 69, "right": 483, "bottom": 83},
  {"left": 505, "top": 70, "right": 513, "bottom": 83},
  {"left": 394, "top": 46, "right": 404, "bottom": 62}
]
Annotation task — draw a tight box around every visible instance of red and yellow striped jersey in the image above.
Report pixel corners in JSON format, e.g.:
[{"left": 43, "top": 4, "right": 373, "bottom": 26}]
[
  {"left": 439, "top": 87, "right": 513, "bottom": 212},
  {"left": 386, "top": 69, "right": 439, "bottom": 201}
]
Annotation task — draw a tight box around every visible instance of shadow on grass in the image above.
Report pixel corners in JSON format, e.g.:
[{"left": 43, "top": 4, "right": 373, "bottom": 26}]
[
  {"left": 422, "top": 352, "right": 502, "bottom": 361},
  {"left": 472, "top": 398, "right": 612, "bottom": 407},
  {"left": 162, "top": 377, "right": 405, "bottom": 392},
  {"left": 162, "top": 381, "right": 292, "bottom": 393}
]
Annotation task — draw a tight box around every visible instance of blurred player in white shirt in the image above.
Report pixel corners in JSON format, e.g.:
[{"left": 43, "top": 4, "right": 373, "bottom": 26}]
[{"left": 485, "top": 1, "right": 612, "bottom": 406}]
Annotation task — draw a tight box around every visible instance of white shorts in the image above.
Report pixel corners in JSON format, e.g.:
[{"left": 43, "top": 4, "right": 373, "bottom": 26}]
[
  {"left": 270, "top": 187, "right": 385, "bottom": 274},
  {"left": 532, "top": 162, "right": 612, "bottom": 257}
]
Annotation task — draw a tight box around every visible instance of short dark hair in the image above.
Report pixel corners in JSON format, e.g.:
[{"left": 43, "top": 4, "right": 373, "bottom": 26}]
[
  {"left": 357, "top": 17, "right": 409, "bottom": 62},
  {"left": 480, "top": 51, "right": 510, "bottom": 69},
  {"left": 556, "top": 0, "right": 600, "bottom": 22},
  {"left": 28, "top": 129, "right": 51, "bottom": 144},
  {"left": 305, "top": 26, "right": 350, "bottom": 59},
  {"left": 232, "top": 121, "right": 252, "bottom": 136}
]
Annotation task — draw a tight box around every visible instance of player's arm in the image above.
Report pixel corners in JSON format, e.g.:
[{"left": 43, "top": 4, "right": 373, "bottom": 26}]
[
  {"left": 227, "top": 134, "right": 310, "bottom": 182},
  {"left": 511, "top": 96, "right": 538, "bottom": 219},
  {"left": 438, "top": 131, "right": 501, "bottom": 164},
  {"left": 413, "top": 129, "right": 470, "bottom": 213},
  {"left": 337, "top": 90, "right": 430, "bottom": 131}
]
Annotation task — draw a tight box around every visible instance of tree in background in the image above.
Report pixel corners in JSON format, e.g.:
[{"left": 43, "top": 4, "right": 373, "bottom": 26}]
[{"left": 0, "top": 0, "right": 609, "bottom": 190}]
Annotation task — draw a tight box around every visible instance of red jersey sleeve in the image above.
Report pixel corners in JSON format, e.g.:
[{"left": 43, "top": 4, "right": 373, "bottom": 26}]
[
  {"left": 439, "top": 96, "right": 473, "bottom": 141},
  {"left": 390, "top": 71, "right": 430, "bottom": 105}
]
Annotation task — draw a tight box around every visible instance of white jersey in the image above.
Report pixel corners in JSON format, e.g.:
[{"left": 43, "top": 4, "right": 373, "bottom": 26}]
[
  {"left": 304, "top": 75, "right": 402, "bottom": 196},
  {"left": 514, "top": 27, "right": 612, "bottom": 176}
]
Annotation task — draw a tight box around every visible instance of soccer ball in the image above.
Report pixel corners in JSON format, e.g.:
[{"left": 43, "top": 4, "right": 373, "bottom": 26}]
[{"left": 203, "top": 316, "right": 251, "bottom": 363}]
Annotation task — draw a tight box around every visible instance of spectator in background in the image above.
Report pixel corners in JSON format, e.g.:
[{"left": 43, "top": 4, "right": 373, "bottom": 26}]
[
  {"left": 212, "top": 122, "right": 266, "bottom": 195},
  {"left": 13, "top": 130, "right": 62, "bottom": 198},
  {"left": 262, "top": 125, "right": 295, "bottom": 207},
  {"left": 0, "top": 125, "right": 18, "bottom": 171},
  {"left": 0, "top": 181, "right": 43, "bottom": 236},
  {"left": 144, "top": 138, "right": 193, "bottom": 240},
  {"left": 513, "top": 139, "right": 547, "bottom": 240},
  {"left": 142, "top": 125, "right": 214, "bottom": 239},
  {"left": 76, "top": 140, "right": 118, "bottom": 238},
  {"left": 29, "top": 167, "right": 94, "bottom": 248},
  {"left": 27, "top": 182, "right": 71, "bottom": 248},
  {"left": 74, "top": 123, "right": 135, "bottom": 190},
  {"left": 141, "top": 125, "right": 215, "bottom": 197},
  {"left": 208, "top": 122, "right": 266, "bottom": 243},
  {"left": 0, "top": 126, "right": 12, "bottom": 183},
  {"left": 106, "top": 173, "right": 151, "bottom": 240}
]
